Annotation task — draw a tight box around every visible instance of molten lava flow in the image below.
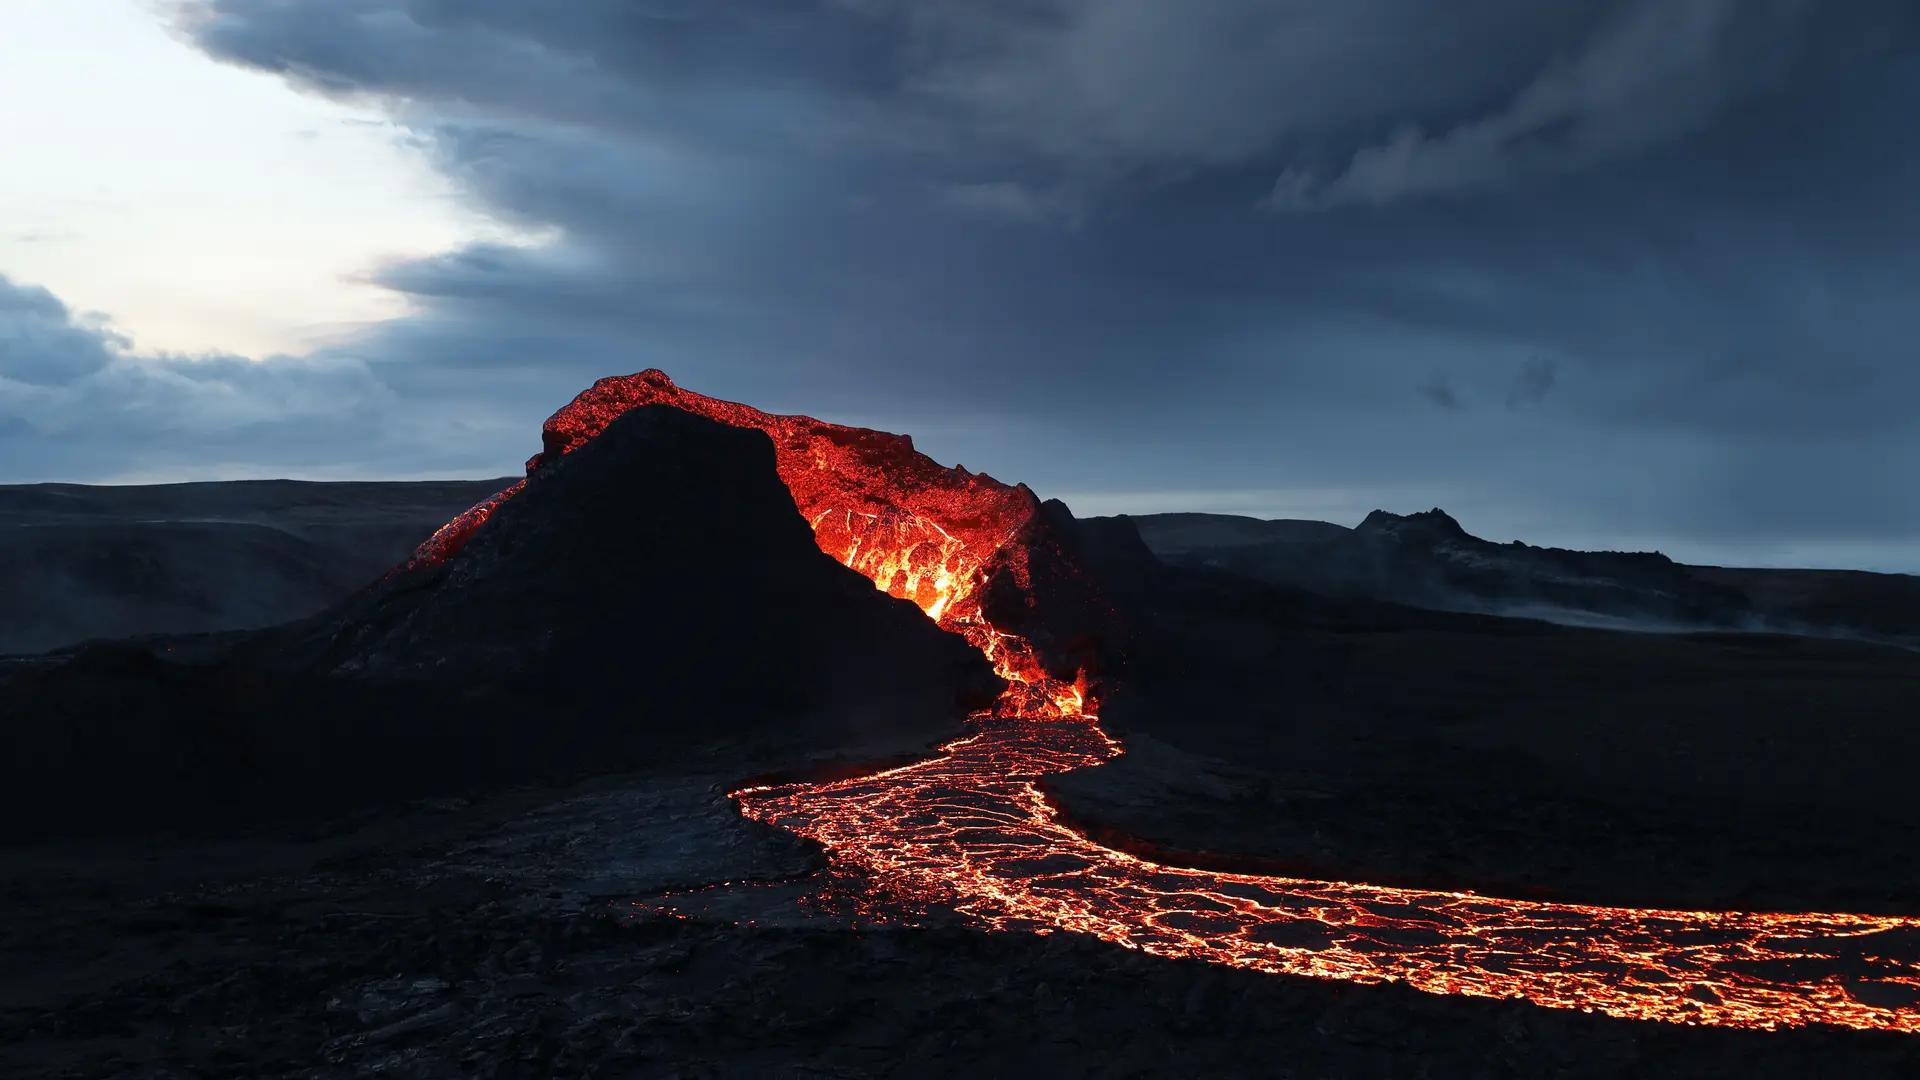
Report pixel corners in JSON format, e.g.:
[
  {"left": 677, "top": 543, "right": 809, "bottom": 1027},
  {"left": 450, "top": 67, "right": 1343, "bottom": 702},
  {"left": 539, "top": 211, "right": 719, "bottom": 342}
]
[{"left": 419, "top": 371, "right": 1920, "bottom": 1034}]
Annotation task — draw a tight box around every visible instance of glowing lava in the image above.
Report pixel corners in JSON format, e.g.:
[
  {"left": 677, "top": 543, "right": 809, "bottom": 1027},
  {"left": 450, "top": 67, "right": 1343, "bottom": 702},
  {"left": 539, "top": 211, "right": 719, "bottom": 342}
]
[{"left": 419, "top": 371, "right": 1920, "bottom": 1034}]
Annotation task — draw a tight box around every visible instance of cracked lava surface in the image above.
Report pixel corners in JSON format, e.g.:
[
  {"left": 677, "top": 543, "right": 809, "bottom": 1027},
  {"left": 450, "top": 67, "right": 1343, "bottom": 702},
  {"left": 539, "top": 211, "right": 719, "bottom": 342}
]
[{"left": 420, "top": 370, "right": 1920, "bottom": 1034}]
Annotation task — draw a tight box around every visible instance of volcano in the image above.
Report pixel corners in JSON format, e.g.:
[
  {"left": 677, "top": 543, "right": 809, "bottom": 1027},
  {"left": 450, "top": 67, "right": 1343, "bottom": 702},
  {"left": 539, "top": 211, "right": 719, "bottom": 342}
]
[
  {"left": 407, "top": 370, "right": 1920, "bottom": 1035},
  {"left": 408, "top": 369, "right": 1117, "bottom": 719},
  {"left": 7, "top": 371, "right": 1920, "bottom": 1049}
]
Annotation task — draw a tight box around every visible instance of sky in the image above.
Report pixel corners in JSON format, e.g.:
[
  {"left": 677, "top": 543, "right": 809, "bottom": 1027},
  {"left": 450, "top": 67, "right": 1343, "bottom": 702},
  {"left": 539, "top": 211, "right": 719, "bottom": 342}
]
[{"left": 1, "top": 1, "right": 1917, "bottom": 571}]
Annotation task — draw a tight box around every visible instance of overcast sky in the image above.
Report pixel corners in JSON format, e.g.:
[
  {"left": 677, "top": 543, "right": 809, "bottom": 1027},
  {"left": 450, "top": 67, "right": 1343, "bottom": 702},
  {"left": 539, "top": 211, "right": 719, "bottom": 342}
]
[{"left": 2, "top": 1, "right": 1917, "bottom": 571}]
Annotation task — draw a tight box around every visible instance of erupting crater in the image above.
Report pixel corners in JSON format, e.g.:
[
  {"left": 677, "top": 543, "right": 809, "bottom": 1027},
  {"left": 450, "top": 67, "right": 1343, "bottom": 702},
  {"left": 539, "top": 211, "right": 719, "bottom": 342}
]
[{"left": 419, "top": 370, "right": 1920, "bottom": 1035}]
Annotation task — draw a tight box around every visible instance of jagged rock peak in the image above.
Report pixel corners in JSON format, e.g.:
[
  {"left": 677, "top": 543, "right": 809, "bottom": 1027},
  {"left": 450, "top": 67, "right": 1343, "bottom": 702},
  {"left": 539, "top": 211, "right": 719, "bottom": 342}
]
[{"left": 1356, "top": 507, "right": 1468, "bottom": 539}]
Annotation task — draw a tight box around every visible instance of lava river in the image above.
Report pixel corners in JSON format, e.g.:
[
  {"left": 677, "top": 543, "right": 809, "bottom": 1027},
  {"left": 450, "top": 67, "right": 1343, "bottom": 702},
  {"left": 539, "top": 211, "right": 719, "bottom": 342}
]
[{"left": 420, "top": 371, "right": 1920, "bottom": 1034}]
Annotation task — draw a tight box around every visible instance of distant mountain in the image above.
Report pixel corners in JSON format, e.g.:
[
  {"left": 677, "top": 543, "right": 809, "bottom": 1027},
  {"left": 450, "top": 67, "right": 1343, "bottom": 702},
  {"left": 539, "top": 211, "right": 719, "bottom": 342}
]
[
  {"left": 1100, "top": 508, "right": 1920, "bottom": 645},
  {"left": 1125, "top": 513, "right": 1350, "bottom": 556},
  {"left": 0, "top": 478, "right": 515, "bottom": 654}
]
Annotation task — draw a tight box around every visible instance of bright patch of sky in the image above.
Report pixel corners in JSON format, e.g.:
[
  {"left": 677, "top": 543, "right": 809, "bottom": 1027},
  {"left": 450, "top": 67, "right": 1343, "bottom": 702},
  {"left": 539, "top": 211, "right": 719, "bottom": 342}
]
[{"left": 0, "top": 0, "right": 524, "bottom": 358}]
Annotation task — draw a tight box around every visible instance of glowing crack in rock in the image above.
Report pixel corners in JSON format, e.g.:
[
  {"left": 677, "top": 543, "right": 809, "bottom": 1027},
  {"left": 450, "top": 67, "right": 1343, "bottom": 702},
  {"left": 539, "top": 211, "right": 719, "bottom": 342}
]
[{"left": 416, "top": 370, "right": 1920, "bottom": 1034}]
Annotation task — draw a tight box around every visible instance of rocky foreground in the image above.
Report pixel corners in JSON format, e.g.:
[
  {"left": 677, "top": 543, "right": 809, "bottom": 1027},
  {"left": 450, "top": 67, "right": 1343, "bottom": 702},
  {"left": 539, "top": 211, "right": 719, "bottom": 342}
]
[{"left": 8, "top": 758, "right": 1920, "bottom": 1079}]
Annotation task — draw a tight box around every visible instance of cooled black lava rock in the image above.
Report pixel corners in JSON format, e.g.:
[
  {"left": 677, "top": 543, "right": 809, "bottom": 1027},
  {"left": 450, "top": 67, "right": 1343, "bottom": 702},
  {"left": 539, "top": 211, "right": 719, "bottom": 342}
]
[
  {"left": 1353, "top": 506, "right": 1472, "bottom": 541},
  {"left": 975, "top": 496, "right": 1144, "bottom": 693}
]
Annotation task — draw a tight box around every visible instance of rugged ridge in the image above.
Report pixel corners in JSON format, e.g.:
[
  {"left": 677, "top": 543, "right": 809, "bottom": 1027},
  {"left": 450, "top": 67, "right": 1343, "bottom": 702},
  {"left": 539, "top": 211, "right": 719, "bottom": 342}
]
[{"left": 1110, "top": 507, "right": 1920, "bottom": 643}]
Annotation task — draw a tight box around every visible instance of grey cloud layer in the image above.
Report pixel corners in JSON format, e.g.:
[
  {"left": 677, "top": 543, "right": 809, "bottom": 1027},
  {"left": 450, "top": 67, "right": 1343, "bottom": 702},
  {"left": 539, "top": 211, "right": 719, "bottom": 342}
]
[
  {"left": 1268, "top": 0, "right": 1906, "bottom": 209},
  {"left": 0, "top": 278, "right": 122, "bottom": 386},
  {"left": 0, "top": 275, "right": 399, "bottom": 479},
  {"left": 4, "top": 1, "right": 1915, "bottom": 562}
]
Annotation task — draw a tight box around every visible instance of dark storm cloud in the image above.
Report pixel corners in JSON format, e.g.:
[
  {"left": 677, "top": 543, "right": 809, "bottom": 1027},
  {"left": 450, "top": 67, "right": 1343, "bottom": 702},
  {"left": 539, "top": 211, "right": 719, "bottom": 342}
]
[
  {"left": 1418, "top": 375, "right": 1463, "bottom": 413},
  {"left": 1267, "top": 0, "right": 1913, "bottom": 210},
  {"left": 0, "top": 276, "right": 122, "bottom": 386},
  {"left": 18, "top": 1, "right": 1917, "bottom": 562},
  {"left": 1506, "top": 358, "right": 1558, "bottom": 411}
]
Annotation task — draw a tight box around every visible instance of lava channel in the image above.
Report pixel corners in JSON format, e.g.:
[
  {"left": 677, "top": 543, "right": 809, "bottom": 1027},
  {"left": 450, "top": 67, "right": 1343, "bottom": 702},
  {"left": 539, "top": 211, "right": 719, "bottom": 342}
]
[{"left": 418, "top": 370, "right": 1920, "bottom": 1034}]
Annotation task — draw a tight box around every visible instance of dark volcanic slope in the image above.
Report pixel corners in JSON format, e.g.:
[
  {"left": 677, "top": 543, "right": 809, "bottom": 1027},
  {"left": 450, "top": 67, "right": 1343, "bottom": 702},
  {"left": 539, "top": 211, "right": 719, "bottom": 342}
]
[
  {"left": 1692, "top": 564, "right": 1920, "bottom": 643},
  {"left": 0, "top": 478, "right": 513, "bottom": 654},
  {"left": 305, "top": 405, "right": 996, "bottom": 713},
  {"left": 0, "top": 408, "right": 993, "bottom": 840},
  {"left": 1105, "top": 507, "right": 1920, "bottom": 643}
]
